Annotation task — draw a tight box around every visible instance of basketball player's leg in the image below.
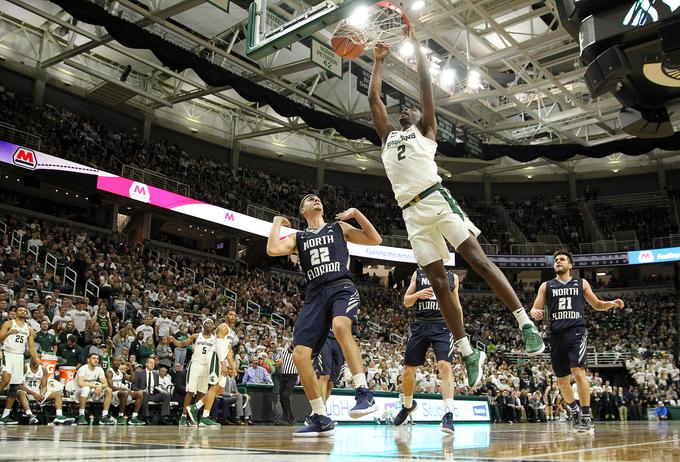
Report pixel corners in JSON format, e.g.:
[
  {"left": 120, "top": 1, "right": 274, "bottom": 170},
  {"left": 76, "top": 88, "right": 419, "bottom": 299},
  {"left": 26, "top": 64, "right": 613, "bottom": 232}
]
[
  {"left": 430, "top": 324, "right": 456, "bottom": 432},
  {"left": 436, "top": 195, "right": 544, "bottom": 355},
  {"left": 331, "top": 287, "right": 378, "bottom": 417},
  {"left": 566, "top": 327, "right": 592, "bottom": 430},
  {"left": 129, "top": 390, "right": 145, "bottom": 425},
  {"left": 291, "top": 293, "right": 335, "bottom": 436},
  {"left": 395, "top": 325, "right": 426, "bottom": 426},
  {"left": 315, "top": 339, "right": 334, "bottom": 402}
]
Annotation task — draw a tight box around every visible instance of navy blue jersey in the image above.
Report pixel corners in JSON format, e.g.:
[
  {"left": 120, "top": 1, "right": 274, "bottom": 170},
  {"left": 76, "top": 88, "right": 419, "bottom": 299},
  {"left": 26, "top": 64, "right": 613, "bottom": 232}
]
[
  {"left": 545, "top": 277, "right": 586, "bottom": 333},
  {"left": 412, "top": 269, "right": 456, "bottom": 321},
  {"left": 296, "top": 222, "right": 352, "bottom": 292}
]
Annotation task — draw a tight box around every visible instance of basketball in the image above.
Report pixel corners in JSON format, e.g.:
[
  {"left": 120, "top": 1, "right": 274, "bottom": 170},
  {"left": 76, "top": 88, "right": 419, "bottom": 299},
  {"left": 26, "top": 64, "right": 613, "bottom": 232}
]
[{"left": 331, "top": 25, "right": 365, "bottom": 59}]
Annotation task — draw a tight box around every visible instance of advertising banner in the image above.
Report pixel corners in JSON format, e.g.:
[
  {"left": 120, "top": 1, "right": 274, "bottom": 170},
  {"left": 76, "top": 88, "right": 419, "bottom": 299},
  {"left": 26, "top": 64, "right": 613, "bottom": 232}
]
[{"left": 628, "top": 247, "right": 680, "bottom": 264}]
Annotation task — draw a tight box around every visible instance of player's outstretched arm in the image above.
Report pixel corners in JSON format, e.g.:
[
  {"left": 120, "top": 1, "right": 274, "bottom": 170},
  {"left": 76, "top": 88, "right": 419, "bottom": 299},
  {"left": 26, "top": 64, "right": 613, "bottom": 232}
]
[
  {"left": 583, "top": 279, "right": 624, "bottom": 311},
  {"left": 266, "top": 216, "right": 298, "bottom": 256},
  {"left": 336, "top": 208, "right": 382, "bottom": 245},
  {"left": 413, "top": 34, "right": 436, "bottom": 140},
  {"left": 530, "top": 282, "right": 547, "bottom": 321},
  {"left": 170, "top": 333, "right": 198, "bottom": 348},
  {"left": 369, "top": 45, "right": 395, "bottom": 142},
  {"left": 403, "top": 271, "right": 433, "bottom": 307}
]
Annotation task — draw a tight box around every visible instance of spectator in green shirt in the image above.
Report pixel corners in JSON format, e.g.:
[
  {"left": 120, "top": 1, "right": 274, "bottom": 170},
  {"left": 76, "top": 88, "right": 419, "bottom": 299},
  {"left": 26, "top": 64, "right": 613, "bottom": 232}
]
[
  {"left": 138, "top": 336, "right": 156, "bottom": 366},
  {"left": 35, "top": 319, "right": 57, "bottom": 354},
  {"left": 56, "top": 335, "right": 83, "bottom": 367}
]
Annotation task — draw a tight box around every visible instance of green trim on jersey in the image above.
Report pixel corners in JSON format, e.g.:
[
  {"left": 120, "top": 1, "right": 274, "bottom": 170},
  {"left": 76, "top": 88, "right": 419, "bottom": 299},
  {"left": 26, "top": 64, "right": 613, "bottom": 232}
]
[{"left": 437, "top": 186, "right": 466, "bottom": 221}]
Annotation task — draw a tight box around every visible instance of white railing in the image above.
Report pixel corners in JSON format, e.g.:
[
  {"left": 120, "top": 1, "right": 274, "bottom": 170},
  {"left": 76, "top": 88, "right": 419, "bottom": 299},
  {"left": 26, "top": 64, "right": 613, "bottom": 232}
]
[
  {"left": 0, "top": 221, "right": 6, "bottom": 235},
  {"left": 503, "top": 351, "right": 624, "bottom": 367},
  {"left": 389, "top": 332, "right": 405, "bottom": 344},
  {"left": 64, "top": 267, "right": 77, "bottom": 296},
  {"left": 246, "top": 300, "right": 261, "bottom": 318},
  {"left": 11, "top": 230, "right": 23, "bottom": 250},
  {"left": 271, "top": 313, "right": 286, "bottom": 327},
  {"left": 579, "top": 240, "right": 640, "bottom": 253},
  {"left": 27, "top": 243, "right": 39, "bottom": 260},
  {"left": 246, "top": 203, "right": 300, "bottom": 230},
  {"left": 366, "top": 321, "right": 381, "bottom": 334},
  {"left": 653, "top": 234, "right": 680, "bottom": 249},
  {"left": 121, "top": 164, "right": 190, "bottom": 197},
  {"left": 149, "top": 249, "right": 160, "bottom": 261},
  {"left": 45, "top": 252, "right": 58, "bottom": 276},
  {"left": 510, "top": 243, "right": 558, "bottom": 255},
  {"left": 0, "top": 121, "right": 42, "bottom": 149},
  {"left": 85, "top": 280, "right": 100, "bottom": 300},
  {"left": 224, "top": 288, "right": 237, "bottom": 304},
  {"left": 166, "top": 257, "right": 178, "bottom": 270},
  {"left": 203, "top": 278, "right": 216, "bottom": 290}
]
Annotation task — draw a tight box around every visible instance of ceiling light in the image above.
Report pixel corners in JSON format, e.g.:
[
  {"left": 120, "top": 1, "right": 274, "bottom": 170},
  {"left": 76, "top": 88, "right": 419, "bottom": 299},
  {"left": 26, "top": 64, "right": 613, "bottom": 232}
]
[
  {"left": 596, "top": 272, "right": 607, "bottom": 276},
  {"left": 348, "top": 6, "right": 369, "bottom": 26},
  {"left": 527, "top": 175, "right": 533, "bottom": 179},
  {"left": 360, "top": 167, "right": 367, "bottom": 171},
  {"left": 612, "top": 169, "right": 619, "bottom": 173},
  {"left": 399, "top": 41, "right": 414, "bottom": 58},
  {"left": 412, "top": 0, "right": 425, "bottom": 10},
  {"left": 440, "top": 68, "right": 455, "bottom": 86},
  {"left": 445, "top": 173, "right": 452, "bottom": 178},
  {"left": 467, "top": 69, "right": 482, "bottom": 90}
]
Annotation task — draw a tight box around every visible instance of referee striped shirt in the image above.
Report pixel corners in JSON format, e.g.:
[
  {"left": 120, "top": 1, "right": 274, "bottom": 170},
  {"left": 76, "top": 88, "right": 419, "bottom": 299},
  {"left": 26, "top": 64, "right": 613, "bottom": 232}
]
[{"left": 279, "top": 345, "right": 297, "bottom": 375}]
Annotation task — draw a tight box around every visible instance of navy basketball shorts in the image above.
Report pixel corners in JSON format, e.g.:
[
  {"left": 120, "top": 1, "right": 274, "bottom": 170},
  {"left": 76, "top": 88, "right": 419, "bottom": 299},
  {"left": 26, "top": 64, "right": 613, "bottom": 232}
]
[
  {"left": 293, "top": 282, "right": 360, "bottom": 355},
  {"left": 404, "top": 321, "right": 455, "bottom": 366},
  {"left": 314, "top": 336, "right": 346, "bottom": 384},
  {"left": 550, "top": 327, "right": 588, "bottom": 377}
]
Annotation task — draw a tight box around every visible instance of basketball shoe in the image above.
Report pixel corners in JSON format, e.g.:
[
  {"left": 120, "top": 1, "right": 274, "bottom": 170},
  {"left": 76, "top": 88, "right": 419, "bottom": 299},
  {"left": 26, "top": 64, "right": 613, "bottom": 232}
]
[
  {"left": 349, "top": 386, "right": 378, "bottom": 418},
  {"left": 393, "top": 401, "right": 417, "bottom": 426},
  {"left": 522, "top": 324, "right": 545, "bottom": 356},
  {"left": 463, "top": 349, "right": 486, "bottom": 388},
  {"left": 293, "top": 414, "right": 335, "bottom": 437}
]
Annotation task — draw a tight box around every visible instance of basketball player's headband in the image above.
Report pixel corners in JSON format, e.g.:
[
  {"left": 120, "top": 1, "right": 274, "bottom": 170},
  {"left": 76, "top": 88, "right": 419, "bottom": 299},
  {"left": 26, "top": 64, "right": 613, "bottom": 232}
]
[{"left": 299, "top": 194, "right": 318, "bottom": 214}]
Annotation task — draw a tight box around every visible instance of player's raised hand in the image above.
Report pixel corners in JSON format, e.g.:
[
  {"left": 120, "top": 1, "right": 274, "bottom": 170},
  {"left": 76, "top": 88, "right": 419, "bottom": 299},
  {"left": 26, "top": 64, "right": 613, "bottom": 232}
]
[
  {"left": 273, "top": 216, "right": 291, "bottom": 228},
  {"left": 529, "top": 308, "right": 544, "bottom": 321},
  {"left": 374, "top": 44, "right": 390, "bottom": 61},
  {"left": 612, "top": 299, "right": 624, "bottom": 309},
  {"left": 336, "top": 208, "right": 360, "bottom": 221},
  {"left": 416, "top": 288, "right": 434, "bottom": 300}
]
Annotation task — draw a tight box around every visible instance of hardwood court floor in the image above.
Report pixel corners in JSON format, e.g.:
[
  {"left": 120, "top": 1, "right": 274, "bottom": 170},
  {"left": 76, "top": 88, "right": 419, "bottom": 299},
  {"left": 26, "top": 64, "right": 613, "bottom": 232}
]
[{"left": 1, "top": 421, "right": 679, "bottom": 461}]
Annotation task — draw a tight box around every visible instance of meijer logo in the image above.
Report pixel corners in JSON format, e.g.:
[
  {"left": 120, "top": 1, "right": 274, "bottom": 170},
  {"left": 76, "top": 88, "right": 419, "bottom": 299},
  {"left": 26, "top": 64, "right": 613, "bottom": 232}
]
[
  {"left": 129, "top": 181, "right": 150, "bottom": 203},
  {"left": 12, "top": 147, "right": 37, "bottom": 169},
  {"left": 638, "top": 251, "right": 655, "bottom": 263}
]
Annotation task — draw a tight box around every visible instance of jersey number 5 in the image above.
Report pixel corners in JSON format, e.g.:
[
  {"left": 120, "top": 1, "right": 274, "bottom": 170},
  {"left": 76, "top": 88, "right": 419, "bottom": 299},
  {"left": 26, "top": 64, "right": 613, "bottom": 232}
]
[
  {"left": 15, "top": 335, "right": 25, "bottom": 344},
  {"left": 397, "top": 145, "right": 406, "bottom": 161},
  {"left": 310, "top": 247, "right": 330, "bottom": 265}
]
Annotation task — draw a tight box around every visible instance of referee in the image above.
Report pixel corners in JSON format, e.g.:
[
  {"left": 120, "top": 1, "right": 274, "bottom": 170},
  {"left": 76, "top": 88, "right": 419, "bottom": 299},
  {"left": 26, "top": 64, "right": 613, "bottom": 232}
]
[{"left": 277, "top": 344, "right": 298, "bottom": 425}]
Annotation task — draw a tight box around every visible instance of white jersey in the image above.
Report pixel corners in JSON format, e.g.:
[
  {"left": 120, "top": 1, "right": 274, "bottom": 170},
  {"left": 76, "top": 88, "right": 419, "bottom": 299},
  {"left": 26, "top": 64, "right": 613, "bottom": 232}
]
[
  {"left": 24, "top": 364, "right": 44, "bottom": 393},
  {"left": 191, "top": 334, "right": 216, "bottom": 366},
  {"left": 2, "top": 320, "right": 31, "bottom": 354},
  {"left": 381, "top": 124, "right": 441, "bottom": 207},
  {"left": 108, "top": 368, "right": 127, "bottom": 390},
  {"left": 76, "top": 365, "right": 106, "bottom": 385}
]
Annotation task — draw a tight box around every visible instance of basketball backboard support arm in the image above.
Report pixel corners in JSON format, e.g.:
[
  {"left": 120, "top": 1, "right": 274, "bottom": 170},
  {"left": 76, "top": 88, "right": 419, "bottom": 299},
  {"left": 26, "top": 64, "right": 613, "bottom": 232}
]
[{"left": 247, "top": 0, "right": 370, "bottom": 60}]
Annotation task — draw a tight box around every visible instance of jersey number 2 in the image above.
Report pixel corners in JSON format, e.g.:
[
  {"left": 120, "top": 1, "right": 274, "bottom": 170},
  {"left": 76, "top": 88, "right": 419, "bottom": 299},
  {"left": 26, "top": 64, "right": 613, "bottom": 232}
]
[
  {"left": 310, "top": 247, "right": 330, "bottom": 265},
  {"left": 397, "top": 145, "right": 406, "bottom": 161}
]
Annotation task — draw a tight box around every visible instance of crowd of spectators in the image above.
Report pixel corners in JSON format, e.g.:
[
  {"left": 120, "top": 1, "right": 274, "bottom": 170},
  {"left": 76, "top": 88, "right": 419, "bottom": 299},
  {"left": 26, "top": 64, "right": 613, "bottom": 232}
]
[
  {"left": 7, "top": 86, "right": 669, "bottom": 254},
  {"left": 594, "top": 204, "right": 677, "bottom": 249}
]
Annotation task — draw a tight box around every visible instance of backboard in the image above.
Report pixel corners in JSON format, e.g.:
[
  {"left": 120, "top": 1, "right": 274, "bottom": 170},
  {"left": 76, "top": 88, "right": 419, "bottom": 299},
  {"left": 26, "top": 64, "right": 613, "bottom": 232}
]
[{"left": 247, "top": 0, "right": 369, "bottom": 60}]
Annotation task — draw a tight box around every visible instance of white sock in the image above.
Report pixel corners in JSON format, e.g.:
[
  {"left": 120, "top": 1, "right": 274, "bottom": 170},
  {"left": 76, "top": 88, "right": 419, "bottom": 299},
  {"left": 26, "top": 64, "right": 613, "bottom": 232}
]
[
  {"left": 444, "top": 399, "right": 455, "bottom": 411},
  {"left": 310, "top": 397, "right": 327, "bottom": 416},
  {"left": 403, "top": 395, "right": 413, "bottom": 408},
  {"left": 102, "top": 410, "right": 108, "bottom": 417},
  {"left": 56, "top": 410, "right": 63, "bottom": 416},
  {"left": 79, "top": 409, "right": 85, "bottom": 416},
  {"left": 455, "top": 336, "right": 474, "bottom": 356},
  {"left": 25, "top": 410, "right": 33, "bottom": 416},
  {"left": 132, "top": 412, "right": 138, "bottom": 418},
  {"left": 195, "top": 400, "right": 204, "bottom": 409},
  {"left": 353, "top": 373, "right": 368, "bottom": 389},
  {"left": 513, "top": 308, "right": 532, "bottom": 328},
  {"left": 2, "top": 409, "right": 10, "bottom": 418}
]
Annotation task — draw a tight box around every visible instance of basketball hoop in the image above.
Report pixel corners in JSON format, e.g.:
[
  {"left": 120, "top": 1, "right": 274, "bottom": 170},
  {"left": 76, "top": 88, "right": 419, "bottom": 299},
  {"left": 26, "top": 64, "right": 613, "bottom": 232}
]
[{"left": 334, "top": 1, "right": 411, "bottom": 49}]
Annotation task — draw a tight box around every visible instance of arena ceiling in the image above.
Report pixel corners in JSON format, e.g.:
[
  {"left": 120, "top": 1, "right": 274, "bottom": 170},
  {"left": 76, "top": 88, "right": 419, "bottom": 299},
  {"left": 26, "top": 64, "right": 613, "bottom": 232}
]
[{"left": 1, "top": 0, "right": 679, "bottom": 182}]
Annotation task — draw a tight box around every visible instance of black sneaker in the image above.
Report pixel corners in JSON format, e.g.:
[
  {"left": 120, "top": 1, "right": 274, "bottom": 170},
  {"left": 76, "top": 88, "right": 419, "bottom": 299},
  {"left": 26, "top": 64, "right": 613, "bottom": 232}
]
[
  {"left": 440, "top": 411, "right": 455, "bottom": 434},
  {"left": 393, "top": 401, "right": 417, "bottom": 427},
  {"left": 574, "top": 417, "right": 594, "bottom": 434}
]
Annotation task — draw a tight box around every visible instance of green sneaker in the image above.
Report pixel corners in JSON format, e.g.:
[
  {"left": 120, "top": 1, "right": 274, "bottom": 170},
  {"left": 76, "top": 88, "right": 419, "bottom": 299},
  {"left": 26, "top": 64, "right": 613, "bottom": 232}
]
[
  {"left": 186, "top": 405, "right": 200, "bottom": 425},
  {"left": 522, "top": 324, "right": 545, "bottom": 356},
  {"left": 27, "top": 415, "right": 39, "bottom": 425},
  {"left": 178, "top": 415, "right": 189, "bottom": 427},
  {"left": 77, "top": 415, "right": 89, "bottom": 426},
  {"left": 199, "top": 416, "right": 221, "bottom": 428},
  {"left": 0, "top": 415, "right": 18, "bottom": 425},
  {"left": 99, "top": 415, "right": 116, "bottom": 426},
  {"left": 53, "top": 415, "right": 75, "bottom": 425},
  {"left": 129, "top": 416, "right": 146, "bottom": 426},
  {"left": 462, "top": 349, "right": 486, "bottom": 388},
  {"left": 117, "top": 416, "right": 128, "bottom": 426}
]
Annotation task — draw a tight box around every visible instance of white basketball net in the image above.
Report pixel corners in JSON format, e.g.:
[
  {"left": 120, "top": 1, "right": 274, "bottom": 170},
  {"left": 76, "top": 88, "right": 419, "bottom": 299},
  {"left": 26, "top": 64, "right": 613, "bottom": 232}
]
[{"left": 334, "top": 2, "right": 410, "bottom": 48}]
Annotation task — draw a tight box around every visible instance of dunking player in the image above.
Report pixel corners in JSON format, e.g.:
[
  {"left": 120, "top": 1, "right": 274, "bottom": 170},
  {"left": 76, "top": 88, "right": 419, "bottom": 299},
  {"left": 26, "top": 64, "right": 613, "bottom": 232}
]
[
  {"left": 186, "top": 311, "right": 238, "bottom": 427},
  {"left": 170, "top": 318, "right": 217, "bottom": 426},
  {"left": 267, "top": 195, "right": 382, "bottom": 437},
  {"left": 368, "top": 31, "right": 544, "bottom": 387},
  {"left": 0, "top": 306, "right": 38, "bottom": 425},
  {"left": 530, "top": 250, "right": 624, "bottom": 433},
  {"left": 394, "top": 268, "right": 459, "bottom": 433}
]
